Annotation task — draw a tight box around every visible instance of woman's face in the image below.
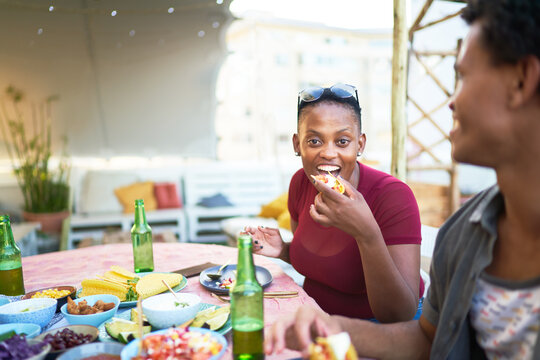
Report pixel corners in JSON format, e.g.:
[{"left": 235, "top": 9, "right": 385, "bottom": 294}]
[{"left": 293, "top": 101, "right": 365, "bottom": 187}]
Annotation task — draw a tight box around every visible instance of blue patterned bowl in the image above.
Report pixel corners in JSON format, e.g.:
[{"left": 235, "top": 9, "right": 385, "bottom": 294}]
[{"left": 0, "top": 298, "right": 57, "bottom": 329}]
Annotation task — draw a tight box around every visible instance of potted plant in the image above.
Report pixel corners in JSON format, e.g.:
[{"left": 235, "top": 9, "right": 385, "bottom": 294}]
[{"left": 0, "top": 85, "right": 70, "bottom": 233}]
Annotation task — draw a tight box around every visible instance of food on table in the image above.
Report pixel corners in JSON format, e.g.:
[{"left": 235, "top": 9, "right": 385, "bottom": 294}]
[
  {"left": 313, "top": 173, "right": 345, "bottom": 194},
  {"left": 31, "top": 288, "right": 72, "bottom": 299},
  {"left": 79, "top": 266, "right": 183, "bottom": 302},
  {"left": 66, "top": 297, "right": 115, "bottom": 315},
  {"left": 81, "top": 355, "right": 120, "bottom": 360},
  {"left": 135, "top": 273, "right": 182, "bottom": 299},
  {"left": 130, "top": 308, "right": 150, "bottom": 326},
  {"left": 79, "top": 266, "right": 140, "bottom": 301},
  {"left": 19, "top": 305, "right": 47, "bottom": 312},
  {"left": 191, "top": 305, "right": 230, "bottom": 331},
  {"left": 309, "top": 332, "right": 358, "bottom": 360},
  {"left": 218, "top": 277, "right": 235, "bottom": 289},
  {"left": 131, "top": 327, "right": 223, "bottom": 360},
  {"left": 105, "top": 318, "right": 151, "bottom": 344},
  {"left": 0, "top": 334, "right": 47, "bottom": 360},
  {"left": 42, "top": 328, "right": 94, "bottom": 351},
  {"left": 0, "top": 330, "right": 17, "bottom": 342},
  {"left": 79, "top": 280, "right": 131, "bottom": 302}
]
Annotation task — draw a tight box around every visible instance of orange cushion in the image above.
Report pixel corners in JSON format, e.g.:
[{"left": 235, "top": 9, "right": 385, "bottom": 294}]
[{"left": 114, "top": 181, "right": 158, "bottom": 213}]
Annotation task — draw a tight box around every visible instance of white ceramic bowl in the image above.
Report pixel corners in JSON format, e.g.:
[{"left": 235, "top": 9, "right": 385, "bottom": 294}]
[
  {"left": 0, "top": 298, "right": 56, "bottom": 329},
  {"left": 60, "top": 294, "right": 120, "bottom": 327},
  {"left": 142, "top": 293, "right": 201, "bottom": 329}
]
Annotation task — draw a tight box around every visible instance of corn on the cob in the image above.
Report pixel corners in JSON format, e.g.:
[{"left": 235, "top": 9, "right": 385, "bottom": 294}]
[
  {"left": 136, "top": 273, "right": 182, "bottom": 299},
  {"left": 80, "top": 279, "right": 128, "bottom": 301}
]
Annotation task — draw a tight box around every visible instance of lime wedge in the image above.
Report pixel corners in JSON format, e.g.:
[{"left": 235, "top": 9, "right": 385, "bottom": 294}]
[{"left": 204, "top": 313, "right": 229, "bottom": 331}]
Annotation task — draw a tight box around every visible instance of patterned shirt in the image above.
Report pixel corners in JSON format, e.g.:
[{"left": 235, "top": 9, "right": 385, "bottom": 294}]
[
  {"left": 470, "top": 275, "right": 540, "bottom": 359},
  {"left": 422, "top": 185, "right": 540, "bottom": 359}
]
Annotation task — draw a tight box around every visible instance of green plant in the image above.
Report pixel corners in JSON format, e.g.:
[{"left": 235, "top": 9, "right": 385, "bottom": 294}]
[{"left": 0, "top": 85, "right": 70, "bottom": 213}]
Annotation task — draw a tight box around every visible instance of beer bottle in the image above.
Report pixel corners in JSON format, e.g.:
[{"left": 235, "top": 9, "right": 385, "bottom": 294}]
[
  {"left": 131, "top": 199, "right": 154, "bottom": 273},
  {"left": 231, "top": 233, "right": 264, "bottom": 360},
  {"left": 0, "top": 214, "right": 25, "bottom": 296}
]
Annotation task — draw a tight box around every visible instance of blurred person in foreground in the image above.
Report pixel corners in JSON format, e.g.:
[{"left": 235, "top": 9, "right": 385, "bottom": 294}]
[
  {"left": 265, "top": 0, "right": 540, "bottom": 358},
  {"left": 247, "top": 81, "right": 424, "bottom": 324}
]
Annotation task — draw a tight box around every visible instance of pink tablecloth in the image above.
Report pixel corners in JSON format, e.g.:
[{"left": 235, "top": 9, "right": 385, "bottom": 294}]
[{"left": 22, "top": 243, "right": 318, "bottom": 359}]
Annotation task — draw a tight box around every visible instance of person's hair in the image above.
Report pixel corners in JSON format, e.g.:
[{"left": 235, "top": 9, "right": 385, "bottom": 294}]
[
  {"left": 297, "top": 89, "right": 362, "bottom": 132},
  {"left": 462, "top": 0, "right": 540, "bottom": 67}
]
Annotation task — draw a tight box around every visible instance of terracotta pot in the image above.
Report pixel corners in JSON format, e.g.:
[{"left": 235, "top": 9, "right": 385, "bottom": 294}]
[{"left": 21, "top": 210, "right": 70, "bottom": 234}]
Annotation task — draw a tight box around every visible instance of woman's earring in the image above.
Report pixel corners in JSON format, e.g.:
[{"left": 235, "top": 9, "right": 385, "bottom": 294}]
[
  {"left": 357, "top": 152, "right": 362, "bottom": 157},
  {"left": 295, "top": 152, "right": 300, "bottom": 156}
]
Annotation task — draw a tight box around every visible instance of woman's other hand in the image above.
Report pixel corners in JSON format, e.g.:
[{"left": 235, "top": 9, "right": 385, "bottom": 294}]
[
  {"left": 309, "top": 175, "right": 382, "bottom": 243},
  {"left": 244, "top": 226, "right": 287, "bottom": 259},
  {"left": 264, "top": 305, "right": 342, "bottom": 358}
]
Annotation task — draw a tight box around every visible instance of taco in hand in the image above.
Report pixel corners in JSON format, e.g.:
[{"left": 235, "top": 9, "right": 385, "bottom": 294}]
[
  {"left": 313, "top": 173, "right": 345, "bottom": 194},
  {"left": 309, "top": 332, "right": 358, "bottom": 360}
]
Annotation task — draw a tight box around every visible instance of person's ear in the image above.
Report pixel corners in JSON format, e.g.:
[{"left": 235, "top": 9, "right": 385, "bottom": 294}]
[
  {"left": 357, "top": 133, "right": 366, "bottom": 154},
  {"left": 292, "top": 133, "right": 300, "bottom": 156},
  {"left": 509, "top": 55, "right": 540, "bottom": 108}
]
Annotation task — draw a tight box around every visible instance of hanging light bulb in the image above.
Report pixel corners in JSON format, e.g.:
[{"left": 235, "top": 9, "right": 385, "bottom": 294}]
[
  {"left": 198, "top": 30, "right": 205, "bottom": 38},
  {"left": 37, "top": 28, "right": 44, "bottom": 35},
  {"left": 48, "top": 5, "right": 54, "bottom": 12},
  {"left": 111, "top": 10, "right": 117, "bottom": 16},
  {"left": 216, "top": 0, "right": 223, "bottom": 4},
  {"left": 129, "top": 29, "right": 136, "bottom": 37},
  {"left": 168, "top": 7, "right": 174, "bottom": 14}
]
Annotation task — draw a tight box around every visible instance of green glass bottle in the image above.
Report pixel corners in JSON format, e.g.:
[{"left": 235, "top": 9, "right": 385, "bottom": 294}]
[
  {"left": 231, "top": 233, "right": 264, "bottom": 360},
  {"left": 0, "top": 215, "right": 25, "bottom": 296},
  {"left": 131, "top": 199, "right": 154, "bottom": 273}
]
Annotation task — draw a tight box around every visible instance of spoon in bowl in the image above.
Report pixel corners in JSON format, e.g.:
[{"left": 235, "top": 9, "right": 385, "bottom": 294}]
[
  {"left": 162, "top": 280, "right": 181, "bottom": 301},
  {"left": 206, "top": 259, "right": 231, "bottom": 281}
]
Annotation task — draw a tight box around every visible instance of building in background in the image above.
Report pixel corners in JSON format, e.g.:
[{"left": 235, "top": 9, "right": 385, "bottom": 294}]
[{"left": 215, "top": 13, "right": 393, "bottom": 168}]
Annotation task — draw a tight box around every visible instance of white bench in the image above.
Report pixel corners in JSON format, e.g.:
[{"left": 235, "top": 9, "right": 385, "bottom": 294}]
[
  {"left": 67, "top": 168, "right": 187, "bottom": 249},
  {"left": 182, "top": 162, "right": 284, "bottom": 243}
]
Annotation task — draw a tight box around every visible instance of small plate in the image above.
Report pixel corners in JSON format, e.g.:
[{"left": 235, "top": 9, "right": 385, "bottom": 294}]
[
  {"left": 98, "top": 303, "right": 232, "bottom": 343},
  {"left": 200, "top": 265, "right": 273, "bottom": 294},
  {"left": 35, "top": 324, "right": 99, "bottom": 357},
  {"left": 77, "top": 272, "right": 187, "bottom": 308}
]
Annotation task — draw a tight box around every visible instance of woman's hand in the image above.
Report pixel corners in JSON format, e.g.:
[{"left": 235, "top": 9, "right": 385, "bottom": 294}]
[
  {"left": 264, "top": 305, "right": 342, "bottom": 358},
  {"left": 244, "top": 226, "right": 287, "bottom": 260},
  {"left": 309, "top": 175, "right": 382, "bottom": 243}
]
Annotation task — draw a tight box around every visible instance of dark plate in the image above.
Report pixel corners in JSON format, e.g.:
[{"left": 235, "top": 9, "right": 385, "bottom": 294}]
[
  {"left": 199, "top": 265, "right": 273, "bottom": 294},
  {"left": 22, "top": 286, "right": 77, "bottom": 313}
]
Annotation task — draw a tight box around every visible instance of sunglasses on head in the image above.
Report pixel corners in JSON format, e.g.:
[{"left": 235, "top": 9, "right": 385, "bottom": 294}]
[{"left": 297, "top": 83, "right": 359, "bottom": 111}]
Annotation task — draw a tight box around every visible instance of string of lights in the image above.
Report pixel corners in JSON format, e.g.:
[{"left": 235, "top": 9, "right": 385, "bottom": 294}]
[{"left": 0, "top": 0, "right": 227, "bottom": 16}]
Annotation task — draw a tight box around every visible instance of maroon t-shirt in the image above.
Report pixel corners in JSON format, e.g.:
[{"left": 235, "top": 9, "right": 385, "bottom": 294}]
[{"left": 288, "top": 162, "right": 424, "bottom": 319}]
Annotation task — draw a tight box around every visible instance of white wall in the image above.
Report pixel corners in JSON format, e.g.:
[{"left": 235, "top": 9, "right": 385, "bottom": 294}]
[{"left": 0, "top": 0, "right": 233, "bottom": 158}]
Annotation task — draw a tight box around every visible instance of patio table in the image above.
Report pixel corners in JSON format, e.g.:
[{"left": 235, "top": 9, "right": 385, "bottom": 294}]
[{"left": 22, "top": 242, "right": 319, "bottom": 359}]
